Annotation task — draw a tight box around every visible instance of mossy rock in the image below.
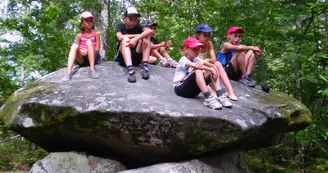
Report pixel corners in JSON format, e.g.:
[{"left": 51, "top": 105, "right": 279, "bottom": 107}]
[{"left": 0, "top": 61, "right": 312, "bottom": 167}]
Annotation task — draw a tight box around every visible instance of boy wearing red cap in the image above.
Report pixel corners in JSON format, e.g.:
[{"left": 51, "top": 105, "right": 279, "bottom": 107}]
[
  {"left": 173, "top": 37, "right": 230, "bottom": 110},
  {"left": 115, "top": 7, "right": 153, "bottom": 83},
  {"left": 217, "top": 26, "right": 262, "bottom": 87}
]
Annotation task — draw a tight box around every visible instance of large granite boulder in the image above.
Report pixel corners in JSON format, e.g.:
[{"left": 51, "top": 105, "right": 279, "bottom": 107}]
[
  {"left": 118, "top": 151, "right": 249, "bottom": 173},
  {"left": 29, "top": 152, "right": 126, "bottom": 173},
  {"left": 0, "top": 61, "right": 311, "bottom": 168}
]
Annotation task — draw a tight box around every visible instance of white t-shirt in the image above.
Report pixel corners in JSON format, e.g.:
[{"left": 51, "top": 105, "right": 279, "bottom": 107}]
[{"left": 173, "top": 56, "right": 203, "bottom": 85}]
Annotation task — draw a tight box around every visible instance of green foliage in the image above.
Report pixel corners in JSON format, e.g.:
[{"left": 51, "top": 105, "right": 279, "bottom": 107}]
[
  {"left": 0, "top": 0, "right": 328, "bottom": 172},
  {"left": 0, "top": 137, "right": 48, "bottom": 171}
]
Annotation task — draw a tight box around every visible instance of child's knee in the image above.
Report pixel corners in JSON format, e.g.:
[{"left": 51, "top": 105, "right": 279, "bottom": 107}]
[
  {"left": 120, "top": 37, "right": 129, "bottom": 46},
  {"left": 71, "top": 43, "right": 78, "bottom": 50}
]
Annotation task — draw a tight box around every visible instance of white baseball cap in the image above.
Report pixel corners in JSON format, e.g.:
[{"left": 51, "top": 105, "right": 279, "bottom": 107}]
[{"left": 80, "top": 12, "right": 94, "bottom": 19}]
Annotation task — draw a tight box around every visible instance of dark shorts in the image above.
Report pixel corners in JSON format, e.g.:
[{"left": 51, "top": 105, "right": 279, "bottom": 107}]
[
  {"left": 76, "top": 51, "right": 101, "bottom": 67},
  {"left": 174, "top": 71, "right": 211, "bottom": 98},
  {"left": 225, "top": 62, "right": 242, "bottom": 80},
  {"left": 117, "top": 47, "right": 142, "bottom": 66}
]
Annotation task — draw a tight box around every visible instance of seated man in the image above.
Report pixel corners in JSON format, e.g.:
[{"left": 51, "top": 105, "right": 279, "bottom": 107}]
[{"left": 115, "top": 7, "right": 153, "bottom": 83}]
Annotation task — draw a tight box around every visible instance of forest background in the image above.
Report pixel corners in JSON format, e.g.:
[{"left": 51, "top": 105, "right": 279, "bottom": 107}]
[{"left": 0, "top": 0, "right": 327, "bottom": 172}]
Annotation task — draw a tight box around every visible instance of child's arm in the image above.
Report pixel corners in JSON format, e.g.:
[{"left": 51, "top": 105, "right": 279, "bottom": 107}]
[
  {"left": 185, "top": 61, "right": 215, "bottom": 72},
  {"left": 222, "top": 42, "right": 261, "bottom": 53},
  {"left": 95, "top": 32, "right": 101, "bottom": 52},
  {"left": 127, "top": 28, "right": 153, "bottom": 47},
  {"left": 208, "top": 41, "right": 218, "bottom": 63},
  {"left": 151, "top": 42, "right": 166, "bottom": 49}
]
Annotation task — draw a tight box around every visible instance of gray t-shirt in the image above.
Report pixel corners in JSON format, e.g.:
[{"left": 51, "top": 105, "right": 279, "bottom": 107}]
[{"left": 173, "top": 56, "right": 203, "bottom": 85}]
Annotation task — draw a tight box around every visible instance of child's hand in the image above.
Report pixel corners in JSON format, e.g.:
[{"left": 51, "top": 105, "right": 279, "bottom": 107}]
[
  {"left": 210, "top": 67, "right": 218, "bottom": 80},
  {"left": 166, "top": 40, "right": 172, "bottom": 47},
  {"left": 196, "top": 61, "right": 204, "bottom": 67},
  {"left": 127, "top": 38, "right": 137, "bottom": 47},
  {"left": 252, "top": 46, "right": 262, "bottom": 56},
  {"left": 80, "top": 49, "right": 87, "bottom": 56},
  {"left": 160, "top": 42, "right": 166, "bottom": 48}
]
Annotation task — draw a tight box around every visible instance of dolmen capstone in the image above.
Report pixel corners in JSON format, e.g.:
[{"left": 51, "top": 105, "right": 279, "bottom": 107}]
[{"left": 0, "top": 61, "right": 312, "bottom": 171}]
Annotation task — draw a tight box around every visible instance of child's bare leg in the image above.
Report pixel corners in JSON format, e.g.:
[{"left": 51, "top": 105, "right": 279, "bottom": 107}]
[
  {"left": 214, "top": 61, "right": 234, "bottom": 95},
  {"left": 159, "top": 47, "right": 171, "bottom": 59},
  {"left": 86, "top": 40, "right": 95, "bottom": 70},
  {"left": 245, "top": 50, "right": 256, "bottom": 75},
  {"left": 195, "top": 70, "right": 210, "bottom": 93},
  {"left": 137, "top": 39, "right": 151, "bottom": 62},
  {"left": 230, "top": 51, "right": 247, "bottom": 76},
  {"left": 120, "top": 37, "right": 133, "bottom": 67},
  {"left": 151, "top": 49, "right": 162, "bottom": 59},
  {"left": 67, "top": 43, "right": 82, "bottom": 73}
]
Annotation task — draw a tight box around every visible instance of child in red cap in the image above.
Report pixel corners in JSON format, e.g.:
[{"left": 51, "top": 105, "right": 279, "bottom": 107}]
[
  {"left": 173, "top": 37, "right": 230, "bottom": 110},
  {"left": 217, "top": 26, "right": 262, "bottom": 87}
]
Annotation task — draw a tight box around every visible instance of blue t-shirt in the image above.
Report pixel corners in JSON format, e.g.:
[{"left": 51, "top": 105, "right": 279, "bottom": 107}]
[{"left": 217, "top": 43, "right": 235, "bottom": 67}]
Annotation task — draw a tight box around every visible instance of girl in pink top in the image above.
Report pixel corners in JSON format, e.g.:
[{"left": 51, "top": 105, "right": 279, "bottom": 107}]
[{"left": 62, "top": 11, "right": 101, "bottom": 81}]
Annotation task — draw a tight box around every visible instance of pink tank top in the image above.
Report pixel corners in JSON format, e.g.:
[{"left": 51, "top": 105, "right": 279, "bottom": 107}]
[{"left": 80, "top": 31, "right": 96, "bottom": 50}]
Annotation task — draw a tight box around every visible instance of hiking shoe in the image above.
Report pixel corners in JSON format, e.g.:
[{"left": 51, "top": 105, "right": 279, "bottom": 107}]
[
  {"left": 217, "top": 94, "right": 233, "bottom": 108},
  {"left": 159, "top": 58, "right": 169, "bottom": 67},
  {"left": 239, "top": 76, "right": 255, "bottom": 87},
  {"left": 71, "top": 65, "right": 81, "bottom": 75},
  {"left": 62, "top": 72, "right": 73, "bottom": 82},
  {"left": 127, "top": 70, "right": 136, "bottom": 83},
  {"left": 246, "top": 75, "right": 256, "bottom": 87},
  {"left": 204, "top": 95, "right": 222, "bottom": 110},
  {"left": 225, "top": 93, "right": 238, "bottom": 101},
  {"left": 89, "top": 69, "right": 100, "bottom": 79},
  {"left": 168, "top": 59, "right": 178, "bottom": 68},
  {"left": 140, "top": 65, "right": 150, "bottom": 80}
]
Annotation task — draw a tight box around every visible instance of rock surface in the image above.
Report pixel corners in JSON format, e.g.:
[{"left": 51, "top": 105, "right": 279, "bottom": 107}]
[
  {"left": 118, "top": 151, "right": 249, "bottom": 173},
  {"left": 29, "top": 152, "right": 126, "bottom": 173},
  {"left": 0, "top": 61, "right": 311, "bottom": 167}
]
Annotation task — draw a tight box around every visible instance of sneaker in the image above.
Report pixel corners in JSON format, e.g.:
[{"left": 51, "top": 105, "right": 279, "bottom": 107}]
[
  {"left": 239, "top": 76, "right": 255, "bottom": 87},
  {"left": 62, "top": 72, "right": 73, "bottom": 82},
  {"left": 217, "top": 94, "right": 233, "bottom": 108},
  {"left": 168, "top": 59, "right": 178, "bottom": 68},
  {"left": 204, "top": 95, "right": 222, "bottom": 110},
  {"left": 127, "top": 70, "right": 136, "bottom": 83},
  {"left": 89, "top": 69, "right": 100, "bottom": 79},
  {"left": 140, "top": 65, "right": 150, "bottom": 80},
  {"left": 225, "top": 93, "right": 238, "bottom": 101},
  {"left": 71, "top": 65, "right": 81, "bottom": 75},
  {"left": 246, "top": 75, "right": 256, "bottom": 87},
  {"left": 159, "top": 58, "right": 169, "bottom": 67}
]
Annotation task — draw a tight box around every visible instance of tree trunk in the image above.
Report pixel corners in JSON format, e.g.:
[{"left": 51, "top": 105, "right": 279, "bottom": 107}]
[{"left": 91, "top": 0, "right": 109, "bottom": 61}]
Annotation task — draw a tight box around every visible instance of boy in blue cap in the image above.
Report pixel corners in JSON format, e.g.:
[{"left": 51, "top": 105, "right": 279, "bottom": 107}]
[
  {"left": 195, "top": 24, "right": 237, "bottom": 106},
  {"left": 144, "top": 21, "right": 177, "bottom": 68}
]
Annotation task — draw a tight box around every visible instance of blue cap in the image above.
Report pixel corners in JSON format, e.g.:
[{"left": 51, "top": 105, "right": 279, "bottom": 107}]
[
  {"left": 195, "top": 24, "right": 213, "bottom": 33},
  {"left": 144, "top": 21, "right": 157, "bottom": 27}
]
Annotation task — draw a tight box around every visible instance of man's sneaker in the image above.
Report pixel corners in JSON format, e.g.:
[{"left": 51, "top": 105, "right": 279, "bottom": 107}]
[
  {"left": 62, "top": 72, "right": 73, "bottom": 82},
  {"left": 246, "top": 75, "right": 256, "bottom": 87},
  {"left": 239, "top": 76, "right": 255, "bottom": 87},
  {"left": 89, "top": 69, "right": 100, "bottom": 79},
  {"left": 168, "top": 59, "right": 178, "bottom": 68},
  {"left": 127, "top": 70, "right": 136, "bottom": 83},
  {"left": 159, "top": 58, "right": 169, "bottom": 67},
  {"left": 204, "top": 95, "right": 222, "bottom": 110},
  {"left": 217, "top": 94, "right": 233, "bottom": 108},
  {"left": 140, "top": 65, "right": 150, "bottom": 80}
]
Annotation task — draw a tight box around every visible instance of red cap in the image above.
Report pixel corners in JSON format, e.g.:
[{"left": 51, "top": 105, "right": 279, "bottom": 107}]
[
  {"left": 227, "top": 26, "right": 244, "bottom": 35},
  {"left": 183, "top": 37, "right": 204, "bottom": 48}
]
